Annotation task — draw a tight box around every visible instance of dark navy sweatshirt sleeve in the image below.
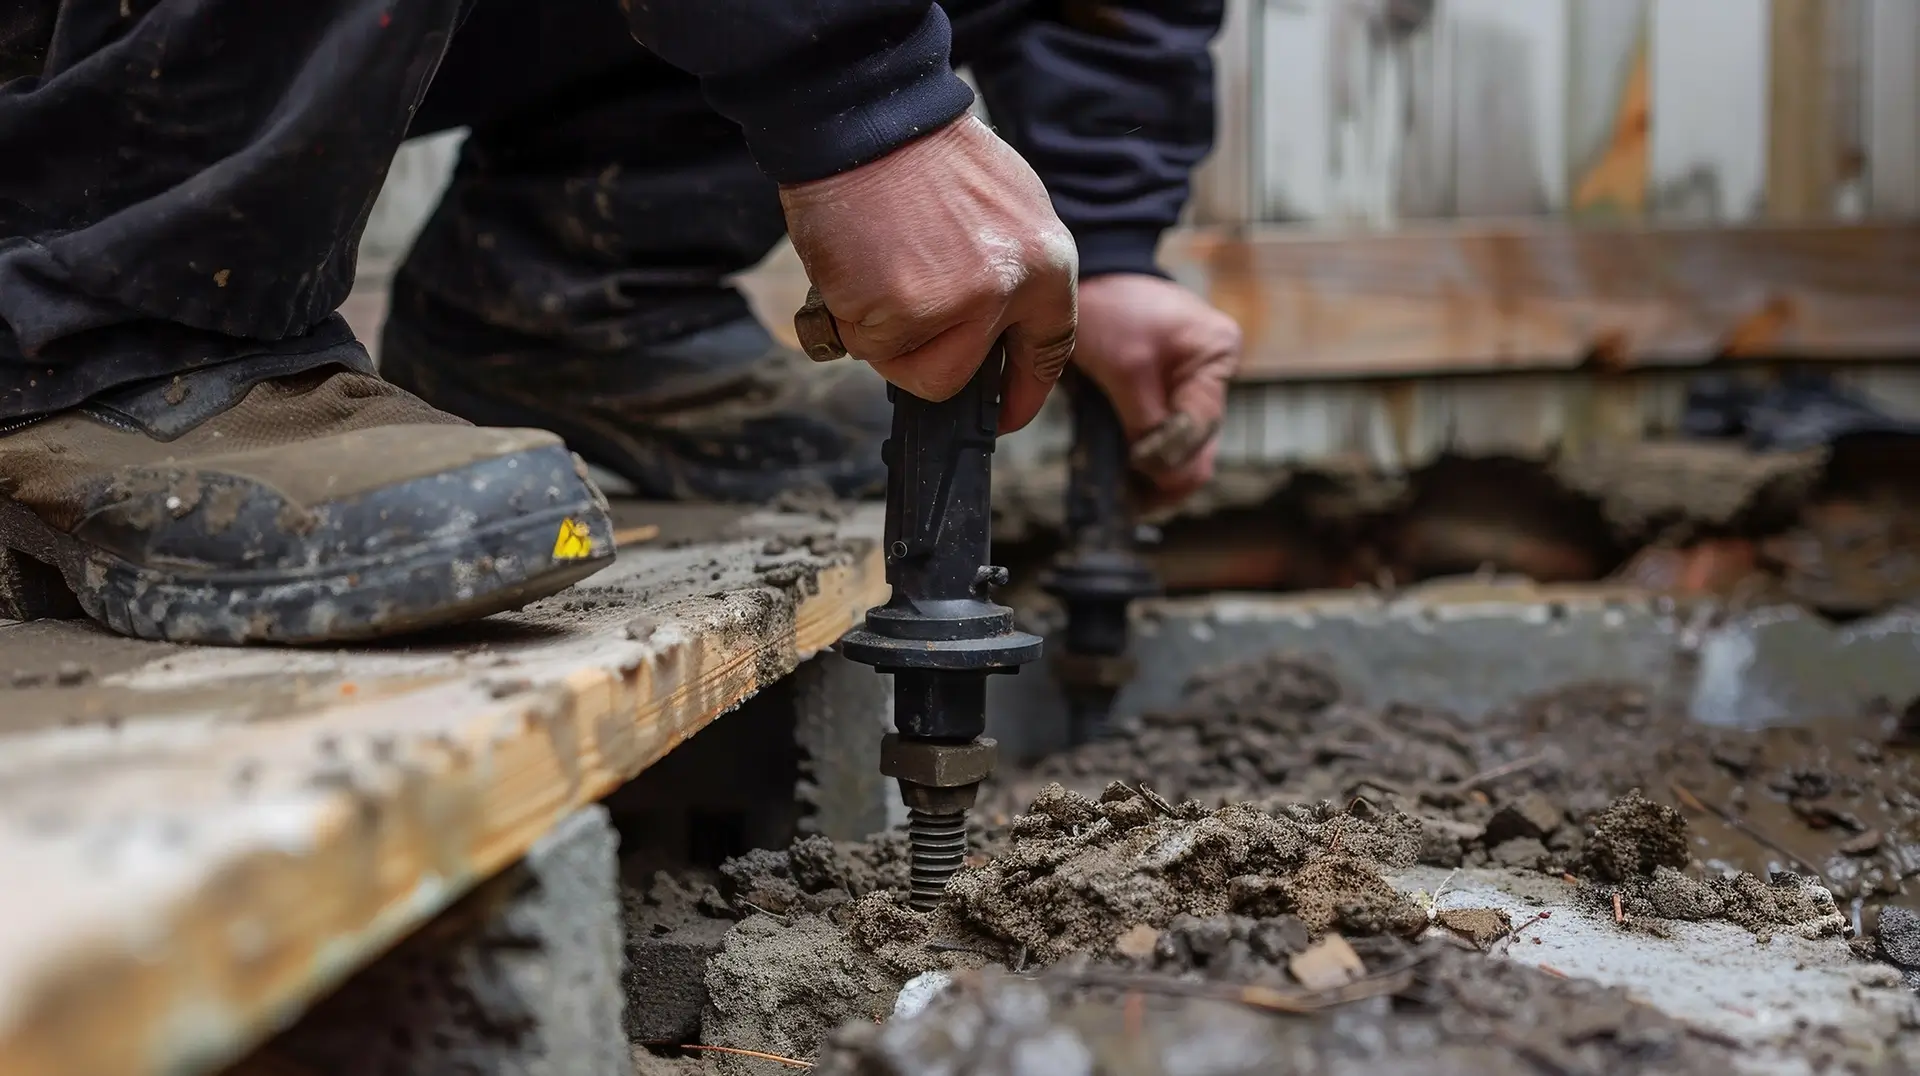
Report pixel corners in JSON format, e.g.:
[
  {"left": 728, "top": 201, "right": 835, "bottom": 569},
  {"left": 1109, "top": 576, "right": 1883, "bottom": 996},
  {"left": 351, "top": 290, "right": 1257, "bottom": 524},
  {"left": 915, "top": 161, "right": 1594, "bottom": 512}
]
[
  {"left": 623, "top": 1, "right": 978, "bottom": 184},
  {"left": 972, "top": 0, "right": 1223, "bottom": 277}
]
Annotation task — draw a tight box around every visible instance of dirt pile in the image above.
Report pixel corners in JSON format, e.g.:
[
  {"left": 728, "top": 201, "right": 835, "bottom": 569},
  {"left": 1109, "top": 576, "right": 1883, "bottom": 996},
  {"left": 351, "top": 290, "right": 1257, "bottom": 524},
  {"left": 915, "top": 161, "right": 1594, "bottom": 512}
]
[
  {"left": 687, "top": 785, "right": 1439, "bottom": 1072},
  {"left": 935, "top": 782, "right": 1425, "bottom": 962},
  {"left": 816, "top": 944, "right": 1743, "bottom": 1076},
  {"left": 636, "top": 648, "right": 1920, "bottom": 1073},
  {"left": 1571, "top": 790, "right": 1849, "bottom": 940},
  {"left": 990, "top": 653, "right": 1920, "bottom": 919}
]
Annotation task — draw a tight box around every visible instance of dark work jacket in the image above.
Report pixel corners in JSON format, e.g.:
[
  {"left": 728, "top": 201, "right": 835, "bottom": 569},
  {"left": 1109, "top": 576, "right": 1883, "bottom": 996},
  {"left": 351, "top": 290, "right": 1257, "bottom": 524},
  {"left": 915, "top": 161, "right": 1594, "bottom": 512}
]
[{"left": 625, "top": 0, "right": 1224, "bottom": 277}]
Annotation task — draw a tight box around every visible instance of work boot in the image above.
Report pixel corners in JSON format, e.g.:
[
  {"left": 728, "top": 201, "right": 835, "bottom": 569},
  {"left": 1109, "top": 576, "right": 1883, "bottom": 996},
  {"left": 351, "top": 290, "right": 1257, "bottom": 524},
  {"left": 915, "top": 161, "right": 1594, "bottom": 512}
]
[
  {"left": 0, "top": 363, "right": 615, "bottom": 644},
  {"left": 379, "top": 287, "right": 890, "bottom": 503}
]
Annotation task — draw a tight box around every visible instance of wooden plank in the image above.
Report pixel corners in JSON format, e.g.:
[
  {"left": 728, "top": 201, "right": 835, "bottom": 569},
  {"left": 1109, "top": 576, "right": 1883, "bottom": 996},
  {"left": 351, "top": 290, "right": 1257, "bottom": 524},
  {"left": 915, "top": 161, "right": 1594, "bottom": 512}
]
[
  {"left": 1827, "top": 0, "right": 1869, "bottom": 217},
  {"left": 1171, "top": 222, "right": 1920, "bottom": 381},
  {"left": 1567, "top": 0, "right": 1652, "bottom": 219},
  {"left": 1649, "top": 0, "right": 1771, "bottom": 222},
  {"left": 1445, "top": 0, "right": 1571, "bottom": 216},
  {"left": 1765, "top": 0, "right": 1838, "bottom": 220},
  {"left": 1189, "top": 0, "right": 1259, "bottom": 225},
  {"left": 1864, "top": 0, "right": 1920, "bottom": 215},
  {"left": 1256, "top": 0, "right": 1335, "bottom": 221},
  {"left": 1254, "top": 0, "right": 1453, "bottom": 224},
  {"left": 0, "top": 506, "right": 887, "bottom": 1076},
  {"left": 1392, "top": 0, "right": 1456, "bottom": 219},
  {"left": 740, "top": 224, "right": 1920, "bottom": 383}
]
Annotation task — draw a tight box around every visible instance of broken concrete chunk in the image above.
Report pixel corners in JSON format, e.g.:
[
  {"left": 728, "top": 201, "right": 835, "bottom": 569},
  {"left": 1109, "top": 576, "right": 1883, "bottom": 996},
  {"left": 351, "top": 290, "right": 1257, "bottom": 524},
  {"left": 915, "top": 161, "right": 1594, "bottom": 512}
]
[
  {"left": 1490, "top": 837, "right": 1550, "bottom": 870},
  {"left": 893, "top": 971, "right": 954, "bottom": 1019},
  {"left": 1434, "top": 907, "right": 1512, "bottom": 950},
  {"left": 1839, "top": 828, "right": 1884, "bottom": 857},
  {"left": 1287, "top": 934, "right": 1364, "bottom": 991},
  {"left": 623, "top": 917, "right": 732, "bottom": 1045},
  {"left": 1482, "top": 792, "right": 1564, "bottom": 846}
]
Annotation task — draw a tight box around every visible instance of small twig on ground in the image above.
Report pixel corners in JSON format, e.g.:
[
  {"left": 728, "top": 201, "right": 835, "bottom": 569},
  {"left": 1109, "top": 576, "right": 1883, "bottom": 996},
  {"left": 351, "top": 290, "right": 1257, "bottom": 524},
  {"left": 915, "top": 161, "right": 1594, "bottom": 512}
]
[
  {"left": 1451, "top": 754, "right": 1550, "bottom": 794},
  {"left": 1669, "top": 780, "right": 1826, "bottom": 883},
  {"left": 1493, "top": 910, "right": 1553, "bottom": 956},
  {"left": 613, "top": 523, "right": 662, "bottom": 546},
  {"left": 1049, "top": 956, "right": 1423, "bottom": 1015},
  {"left": 1536, "top": 964, "right": 1569, "bottom": 979},
  {"left": 1134, "top": 783, "right": 1178, "bottom": 817},
  {"left": 1612, "top": 891, "right": 1625, "bottom": 925},
  {"left": 738, "top": 900, "right": 792, "bottom": 925},
  {"left": 1511, "top": 910, "right": 1551, "bottom": 939},
  {"left": 642, "top": 1044, "right": 812, "bottom": 1069},
  {"left": 1123, "top": 991, "right": 1145, "bottom": 1037}
]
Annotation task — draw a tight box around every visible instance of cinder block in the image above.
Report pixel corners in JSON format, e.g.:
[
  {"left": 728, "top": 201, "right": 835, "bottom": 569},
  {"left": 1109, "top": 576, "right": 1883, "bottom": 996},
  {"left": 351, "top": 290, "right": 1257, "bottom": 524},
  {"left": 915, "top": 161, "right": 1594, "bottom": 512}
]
[
  {"left": 793, "top": 650, "right": 895, "bottom": 840},
  {"left": 248, "top": 806, "right": 627, "bottom": 1076},
  {"left": 623, "top": 916, "right": 733, "bottom": 1044}
]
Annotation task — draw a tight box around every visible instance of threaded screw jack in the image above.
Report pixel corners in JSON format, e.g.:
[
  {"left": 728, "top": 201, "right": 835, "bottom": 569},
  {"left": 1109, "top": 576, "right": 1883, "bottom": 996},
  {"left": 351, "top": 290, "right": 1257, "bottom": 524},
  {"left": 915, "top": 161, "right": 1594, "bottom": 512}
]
[{"left": 906, "top": 808, "right": 969, "bottom": 911}]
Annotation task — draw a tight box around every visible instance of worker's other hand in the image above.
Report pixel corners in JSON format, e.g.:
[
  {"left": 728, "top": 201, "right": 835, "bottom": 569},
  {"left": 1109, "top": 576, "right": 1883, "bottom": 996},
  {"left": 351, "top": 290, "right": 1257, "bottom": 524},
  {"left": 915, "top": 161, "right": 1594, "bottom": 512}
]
[
  {"left": 779, "top": 116, "right": 1077, "bottom": 433},
  {"left": 1073, "top": 273, "right": 1241, "bottom": 506}
]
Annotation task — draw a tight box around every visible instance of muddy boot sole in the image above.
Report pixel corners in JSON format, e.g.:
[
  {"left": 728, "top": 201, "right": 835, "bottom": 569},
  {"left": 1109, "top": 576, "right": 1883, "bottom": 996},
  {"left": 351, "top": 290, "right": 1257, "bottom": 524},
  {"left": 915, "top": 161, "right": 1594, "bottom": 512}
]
[{"left": 0, "top": 446, "right": 616, "bottom": 645}]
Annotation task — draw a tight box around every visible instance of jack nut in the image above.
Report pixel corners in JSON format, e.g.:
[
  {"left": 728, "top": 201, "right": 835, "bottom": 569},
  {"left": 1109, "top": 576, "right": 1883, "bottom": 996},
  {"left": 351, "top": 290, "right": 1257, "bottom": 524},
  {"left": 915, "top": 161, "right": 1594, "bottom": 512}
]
[
  {"left": 879, "top": 734, "right": 999, "bottom": 788},
  {"left": 794, "top": 286, "right": 848, "bottom": 363}
]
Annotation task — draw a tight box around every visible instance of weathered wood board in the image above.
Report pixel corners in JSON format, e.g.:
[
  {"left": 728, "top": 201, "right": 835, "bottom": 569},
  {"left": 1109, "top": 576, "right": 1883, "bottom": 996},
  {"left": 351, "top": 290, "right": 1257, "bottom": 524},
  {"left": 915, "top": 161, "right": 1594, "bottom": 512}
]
[
  {"left": 1177, "top": 222, "right": 1920, "bottom": 380},
  {"left": 736, "top": 223, "right": 1920, "bottom": 383},
  {"left": 0, "top": 504, "right": 886, "bottom": 1076}
]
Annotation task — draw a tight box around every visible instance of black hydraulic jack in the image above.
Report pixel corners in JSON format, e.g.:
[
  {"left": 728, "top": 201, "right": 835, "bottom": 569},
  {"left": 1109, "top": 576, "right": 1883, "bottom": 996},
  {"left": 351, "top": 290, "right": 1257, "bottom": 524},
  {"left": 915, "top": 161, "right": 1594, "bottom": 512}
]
[
  {"left": 797, "top": 291, "right": 1040, "bottom": 911},
  {"left": 1041, "top": 372, "right": 1158, "bottom": 745}
]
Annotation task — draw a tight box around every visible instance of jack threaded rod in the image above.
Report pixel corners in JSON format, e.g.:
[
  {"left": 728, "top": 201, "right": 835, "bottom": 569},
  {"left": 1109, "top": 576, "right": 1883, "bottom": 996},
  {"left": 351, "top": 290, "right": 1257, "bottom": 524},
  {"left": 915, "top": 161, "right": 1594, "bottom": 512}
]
[{"left": 906, "top": 808, "right": 969, "bottom": 911}]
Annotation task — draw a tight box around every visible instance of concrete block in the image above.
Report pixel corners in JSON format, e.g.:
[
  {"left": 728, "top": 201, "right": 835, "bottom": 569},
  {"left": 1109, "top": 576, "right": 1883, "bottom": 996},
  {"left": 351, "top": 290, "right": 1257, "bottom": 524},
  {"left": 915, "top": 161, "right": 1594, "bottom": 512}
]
[
  {"left": 623, "top": 916, "right": 733, "bottom": 1044},
  {"left": 793, "top": 650, "right": 895, "bottom": 840},
  {"left": 251, "top": 806, "right": 627, "bottom": 1076}
]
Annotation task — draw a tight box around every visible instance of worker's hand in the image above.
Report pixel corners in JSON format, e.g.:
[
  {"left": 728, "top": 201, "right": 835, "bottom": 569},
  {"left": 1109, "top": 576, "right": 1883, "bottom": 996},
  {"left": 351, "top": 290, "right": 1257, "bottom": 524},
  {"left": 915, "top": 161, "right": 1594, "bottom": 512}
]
[
  {"left": 779, "top": 115, "right": 1078, "bottom": 433},
  {"left": 1072, "top": 273, "right": 1240, "bottom": 506}
]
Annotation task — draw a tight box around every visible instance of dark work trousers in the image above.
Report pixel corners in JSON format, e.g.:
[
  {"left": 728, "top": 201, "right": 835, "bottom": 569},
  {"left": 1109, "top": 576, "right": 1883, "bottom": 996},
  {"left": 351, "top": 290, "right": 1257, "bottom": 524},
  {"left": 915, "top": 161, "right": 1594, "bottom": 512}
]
[{"left": 0, "top": 0, "right": 793, "bottom": 423}]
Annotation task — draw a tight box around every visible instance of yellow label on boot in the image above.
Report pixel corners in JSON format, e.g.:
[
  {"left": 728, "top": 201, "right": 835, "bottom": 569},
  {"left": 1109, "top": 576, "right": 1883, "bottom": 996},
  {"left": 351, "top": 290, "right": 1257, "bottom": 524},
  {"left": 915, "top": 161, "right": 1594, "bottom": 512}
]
[{"left": 552, "top": 518, "right": 594, "bottom": 560}]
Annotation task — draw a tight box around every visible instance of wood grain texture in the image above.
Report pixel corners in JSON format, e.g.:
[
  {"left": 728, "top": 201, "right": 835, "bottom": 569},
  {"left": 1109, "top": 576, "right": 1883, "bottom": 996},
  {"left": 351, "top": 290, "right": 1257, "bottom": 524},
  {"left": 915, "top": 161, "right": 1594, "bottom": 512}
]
[
  {"left": 0, "top": 507, "right": 886, "bottom": 1076},
  {"left": 1447, "top": 0, "right": 1570, "bottom": 216},
  {"left": 1258, "top": 0, "right": 1336, "bottom": 221},
  {"left": 1766, "top": 0, "right": 1838, "bottom": 220},
  {"left": 1650, "top": 0, "right": 1771, "bottom": 222},
  {"left": 1568, "top": 0, "right": 1651, "bottom": 219},
  {"left": 1189, "top": 0, "right": 1259, "bottom": 224},
  {"left": 1865, "top": 0, "right": 1920, "bottom": 215},
  {"left": 739, "top": 224, "right": 1920, "bottom": 383},
  {"left": 1174, "top": 222, "right": 1920, "bottom": 380}
]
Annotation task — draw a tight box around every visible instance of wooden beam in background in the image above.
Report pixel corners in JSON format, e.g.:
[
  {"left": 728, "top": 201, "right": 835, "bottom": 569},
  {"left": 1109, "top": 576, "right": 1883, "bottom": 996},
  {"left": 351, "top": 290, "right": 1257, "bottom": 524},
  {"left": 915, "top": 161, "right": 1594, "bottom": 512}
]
[
  {"left": 1766, "top": 0, "right": 1839, "bottom": 220},
  {"left": 1173, "top": 222, "right": 1920, "bottom": 381},
  {"left": 739, "top": 224, "right": 1920, "bottom": 384}
]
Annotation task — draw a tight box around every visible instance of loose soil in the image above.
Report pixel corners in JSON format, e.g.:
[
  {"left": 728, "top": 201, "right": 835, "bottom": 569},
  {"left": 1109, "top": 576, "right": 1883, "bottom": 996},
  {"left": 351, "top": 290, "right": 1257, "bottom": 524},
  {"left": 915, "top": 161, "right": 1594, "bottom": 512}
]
[
  {"left": 991, "top": 652, "right": 1920, "bottom": 929},
  {"left": 630, "top": 652, "right": 1920, "bottom": 1074}
]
